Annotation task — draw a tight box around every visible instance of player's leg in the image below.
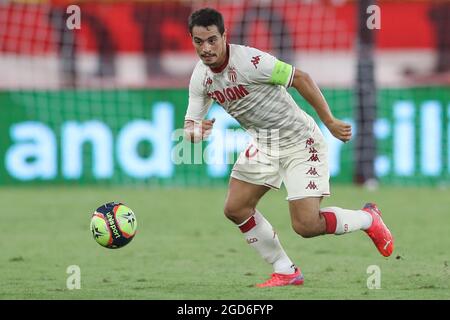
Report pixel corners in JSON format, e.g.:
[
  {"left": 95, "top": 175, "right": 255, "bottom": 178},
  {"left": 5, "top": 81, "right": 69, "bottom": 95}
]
[
  {"left": 282, "top": 128, "right": 393, "bottom": 256},
  {"left": 223, "top": 177, "right": 269, "bottom": 224},
  {"left": 228, "top": 145, "right": 304, "bottom": 287},
  {"left": 288, "top": 197, "right": 372, "bottom": 238},
  {"left": 289, "top": 198, "right": 394, "bottom": 257},
  {"left": 225, "top": 177, "right": 304, "bottom": 287},
  {"left": 289, "top": 197, "right": 326, "bottom": 238},
  {"left": 224, "top": 177, "right": 299, "bottom": 276}
]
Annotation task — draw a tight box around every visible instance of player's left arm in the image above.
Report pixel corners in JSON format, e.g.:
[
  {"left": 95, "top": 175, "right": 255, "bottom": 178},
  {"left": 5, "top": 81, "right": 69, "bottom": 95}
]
[
  {"left": 291, "top": 69, "right": 352, "bottom": 143},
  {"left": 247, "top": 48, "right": 351, "bottom": 143}
]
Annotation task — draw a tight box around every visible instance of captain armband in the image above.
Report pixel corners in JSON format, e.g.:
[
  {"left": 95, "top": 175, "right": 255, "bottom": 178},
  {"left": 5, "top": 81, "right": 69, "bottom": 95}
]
[{"left": 269, "top": 60, "right": 295, "bottom": 87}]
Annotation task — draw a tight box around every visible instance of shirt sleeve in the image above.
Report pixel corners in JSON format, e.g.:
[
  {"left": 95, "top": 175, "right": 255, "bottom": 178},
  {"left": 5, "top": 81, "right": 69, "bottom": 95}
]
[
  {"left": 185, "top": 65, "right": 213, "bottom": 122},
  {"left": 246, "top": 48, "right": 295, "bottom": 88}
]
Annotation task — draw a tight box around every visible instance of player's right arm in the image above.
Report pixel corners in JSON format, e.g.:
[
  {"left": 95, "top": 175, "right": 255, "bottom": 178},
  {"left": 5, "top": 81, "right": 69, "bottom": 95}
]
[
  {"left": 184, "top": 64, "right": 215, "bottom": 143},
  {"left": 184, "top": 118, "right": 215, "bottom": 143}
]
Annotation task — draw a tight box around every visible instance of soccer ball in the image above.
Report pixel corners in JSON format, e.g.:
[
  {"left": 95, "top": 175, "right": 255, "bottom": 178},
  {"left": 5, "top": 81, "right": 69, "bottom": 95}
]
[{"left": 90, "top": 202, "right": 137, "bottom": 249}]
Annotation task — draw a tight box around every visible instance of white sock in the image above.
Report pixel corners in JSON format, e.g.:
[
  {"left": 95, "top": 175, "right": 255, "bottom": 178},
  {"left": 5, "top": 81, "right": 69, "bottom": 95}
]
[
  {"left": 238, "top": 210, "right": 296, "bottom": 274},
  {"left": 320, "top": 206, "right": 373, "bottom": 235}
]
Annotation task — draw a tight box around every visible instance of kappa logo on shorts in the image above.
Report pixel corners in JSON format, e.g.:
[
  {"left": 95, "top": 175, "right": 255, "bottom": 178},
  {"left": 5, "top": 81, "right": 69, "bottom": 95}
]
[
  {"left": 309, "top": 147, "right": 318, "bottom": 153},
  {"left": 306, "top": 181, "right": 318, "bottom": 190},
  {"left": 308, "top": 154, "right": 320, "bottom": 162},
  {"left": 305, "top": 138, "right": 315, "bottom": 148},
  {"left": 306, "top": 167, "right": 319, "bottom": 176}
]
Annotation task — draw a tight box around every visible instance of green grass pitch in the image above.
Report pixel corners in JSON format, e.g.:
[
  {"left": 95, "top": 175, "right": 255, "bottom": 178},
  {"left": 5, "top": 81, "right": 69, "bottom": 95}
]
[{"left": 0, "top": 185, "right": 449, "bottom": 299}]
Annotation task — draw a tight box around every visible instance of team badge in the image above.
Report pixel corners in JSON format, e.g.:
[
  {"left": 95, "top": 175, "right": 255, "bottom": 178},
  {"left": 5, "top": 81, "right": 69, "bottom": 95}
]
[
  {"left": 228, "top": 66, "right": 237, "bottom": 82},
  {"left": 203, "top": 76, "right": 213, "bottom": 89}
]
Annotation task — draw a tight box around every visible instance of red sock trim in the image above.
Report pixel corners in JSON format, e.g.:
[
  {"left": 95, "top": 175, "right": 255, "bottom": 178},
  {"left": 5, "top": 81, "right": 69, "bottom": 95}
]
[
  {"left": 238, "top": 215, "right": 256, "bottom": 233},
  {"left": 320, "top": 211, "right": 337, "bottom": 234}
]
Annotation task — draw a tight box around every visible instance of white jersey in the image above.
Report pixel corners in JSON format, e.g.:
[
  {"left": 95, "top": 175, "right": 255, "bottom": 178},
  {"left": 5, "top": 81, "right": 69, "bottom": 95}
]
[{"left": 185, "top": 44, "right": 317, "bottom": 156}]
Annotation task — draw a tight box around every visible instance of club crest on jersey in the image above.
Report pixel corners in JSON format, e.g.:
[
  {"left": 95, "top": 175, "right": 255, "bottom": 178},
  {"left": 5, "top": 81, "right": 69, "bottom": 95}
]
[
  {"left": 203, "top": 76, "right": 213, "bottom": 89},
  {"left": 228, "top": 66, "right": 237, "bottom": 82}
]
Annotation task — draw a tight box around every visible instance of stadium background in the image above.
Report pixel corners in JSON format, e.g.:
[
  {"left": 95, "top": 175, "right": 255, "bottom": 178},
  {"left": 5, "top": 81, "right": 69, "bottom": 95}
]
[{"left": 0, "top": 0, "right": 449, "bottom": 300}]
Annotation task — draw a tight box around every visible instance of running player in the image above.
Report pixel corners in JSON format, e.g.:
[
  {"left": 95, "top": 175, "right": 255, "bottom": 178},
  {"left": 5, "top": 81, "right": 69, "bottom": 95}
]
[{"left": 184, "top": 8, "right": 394, "bottom": 287}]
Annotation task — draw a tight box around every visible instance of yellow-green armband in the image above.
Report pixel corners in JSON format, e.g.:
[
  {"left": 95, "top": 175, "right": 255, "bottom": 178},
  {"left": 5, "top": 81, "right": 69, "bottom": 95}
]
[{"left": 269, "top": 60, "right": 294, "bottom": 87}]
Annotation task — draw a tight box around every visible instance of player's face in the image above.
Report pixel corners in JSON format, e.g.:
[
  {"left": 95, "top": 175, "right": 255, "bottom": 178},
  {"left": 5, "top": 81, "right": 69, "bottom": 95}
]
[{"left": 191, "top": 25, "right": 227, "bottom": 68}]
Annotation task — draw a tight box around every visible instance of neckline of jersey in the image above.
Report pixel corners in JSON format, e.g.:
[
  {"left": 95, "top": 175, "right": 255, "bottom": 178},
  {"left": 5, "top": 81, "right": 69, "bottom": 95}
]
[{"left": 210, "top": 44, "right": 230, "bottom": 74}]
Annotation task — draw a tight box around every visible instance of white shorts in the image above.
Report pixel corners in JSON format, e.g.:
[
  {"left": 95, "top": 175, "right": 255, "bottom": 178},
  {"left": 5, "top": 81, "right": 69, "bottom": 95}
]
[{"left": 230, "top": 127, "right": 330, "bottom": 201}]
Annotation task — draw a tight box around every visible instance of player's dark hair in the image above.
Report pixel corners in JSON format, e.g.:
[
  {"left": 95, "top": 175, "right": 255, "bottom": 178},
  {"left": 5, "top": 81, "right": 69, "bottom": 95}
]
[{"left": 188, "top": 8, "right": 225, "bottom": 35}]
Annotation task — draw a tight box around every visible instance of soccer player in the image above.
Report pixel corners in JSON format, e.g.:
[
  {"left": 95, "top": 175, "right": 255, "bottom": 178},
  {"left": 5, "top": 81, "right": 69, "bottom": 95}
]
[{"left": 184, "top": 8, "right": 394, "bottom": 287}]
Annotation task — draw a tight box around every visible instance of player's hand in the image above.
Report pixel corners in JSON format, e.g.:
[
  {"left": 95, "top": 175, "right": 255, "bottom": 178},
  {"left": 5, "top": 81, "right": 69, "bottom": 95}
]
[
  {"left": 200, "top": 118, "right": 215, "bottom": 139},
  {"left": 325, "top": 118, "right": 352, "bottom": 143},
  {"left": 184, "top": 118, "right": 215, "bottom": 142}
]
